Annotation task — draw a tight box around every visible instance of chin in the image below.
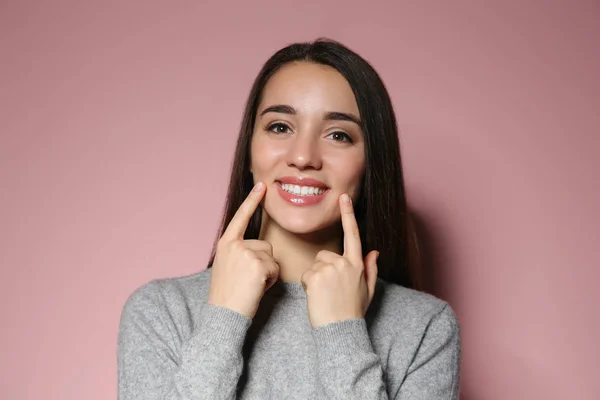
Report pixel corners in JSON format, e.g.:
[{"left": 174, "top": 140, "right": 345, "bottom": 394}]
[
  {"left": 264, "top": 206, "right": 337, "bottom": 236},
  {"left": 279, "top": 220, "right": 330, "bottom": 235}
]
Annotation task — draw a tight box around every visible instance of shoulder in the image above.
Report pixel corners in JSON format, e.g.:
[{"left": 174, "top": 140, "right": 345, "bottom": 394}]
[
  {"left": 119, "top": 268, "right": 213, "bottom": 324},
  {"left": 368, "top": 278, "right": 460, "bottom": 340}
]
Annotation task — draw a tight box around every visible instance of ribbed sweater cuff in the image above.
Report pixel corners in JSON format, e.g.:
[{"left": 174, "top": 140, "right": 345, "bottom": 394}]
[
  {"left": 312, "top": 318, "right": 374, "bottom": 360},
  {"left": 194, "top": 303, "right": 252, "bottom": 354}
]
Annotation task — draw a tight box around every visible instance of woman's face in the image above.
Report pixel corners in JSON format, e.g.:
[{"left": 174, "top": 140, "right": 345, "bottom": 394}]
[{"left": 250, "top": 62, "right": 366, "bottom": 235}]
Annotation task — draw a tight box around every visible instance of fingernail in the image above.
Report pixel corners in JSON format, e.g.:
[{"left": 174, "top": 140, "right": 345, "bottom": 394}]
[
  {"left": 341, "top": 193, "right": 351, "bottom": 204},
  {"left": 253, "top": 182, "right": 264, "bottom": 192},
  {"left": 376, "top": 251, "right": 380, "bottom": 261}
]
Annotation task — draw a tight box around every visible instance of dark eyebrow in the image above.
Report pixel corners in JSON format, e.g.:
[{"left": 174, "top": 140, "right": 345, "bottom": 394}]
[
  {"left": 324, "top": 111, "right": 362, "bottom": 127},
  {"left": 259, "top": 104, "right": 362, "bottom": 127},
  {"left": 259, "top": 104, "right": 296, "bottom": 116}
]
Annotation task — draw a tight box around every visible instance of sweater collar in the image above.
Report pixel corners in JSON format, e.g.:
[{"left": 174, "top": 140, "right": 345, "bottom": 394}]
[{"left": 264, "top": 279, "right": 306, "bottom": 299}]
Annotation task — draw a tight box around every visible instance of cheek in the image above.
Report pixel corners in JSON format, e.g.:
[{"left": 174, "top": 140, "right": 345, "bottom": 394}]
[
  {"left": 250, "top": 136, "right": 286, "bottom": 175},
  {"left": 329, "top": 153, "right": 366, "bottom": 194}
]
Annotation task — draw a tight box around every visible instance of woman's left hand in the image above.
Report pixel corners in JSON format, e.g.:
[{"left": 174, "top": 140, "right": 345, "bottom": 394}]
[{"left": 301, "top": 193, "right": 379, "bottom": 328}]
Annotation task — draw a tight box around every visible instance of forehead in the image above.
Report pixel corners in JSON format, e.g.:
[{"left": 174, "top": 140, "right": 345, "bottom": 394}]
[{"left": 259, "top": 62, "right": 360, "bottom": 116}]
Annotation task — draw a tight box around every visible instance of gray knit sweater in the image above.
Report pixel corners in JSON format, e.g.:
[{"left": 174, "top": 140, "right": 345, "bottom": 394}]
[{"left": 117, "top": 268, "right": 460, "bottom": 399}]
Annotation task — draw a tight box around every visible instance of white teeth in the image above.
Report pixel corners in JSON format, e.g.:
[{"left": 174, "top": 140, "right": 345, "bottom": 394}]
[{"left": 280, "top": 183, "right": 326, "bottom": 196}]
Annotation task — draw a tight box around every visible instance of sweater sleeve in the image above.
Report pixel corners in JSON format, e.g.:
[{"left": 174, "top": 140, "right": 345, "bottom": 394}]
[
  {"left": 311, "top": 304, "right": 461, "bottom": 400},
  {"left": 312, "top": 318, "right": 388, "bottom": 399},
  {"left": 396, "top": 303, "right": 461, "bottom": 399},
  {"left": 117, "top": 281, "right": 252, "bottom": 400}
]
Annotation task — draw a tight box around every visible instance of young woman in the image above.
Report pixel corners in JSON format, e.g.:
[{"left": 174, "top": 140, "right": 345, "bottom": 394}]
[{"left": 118, "top": 38, "right": 461, "bottom": 399}]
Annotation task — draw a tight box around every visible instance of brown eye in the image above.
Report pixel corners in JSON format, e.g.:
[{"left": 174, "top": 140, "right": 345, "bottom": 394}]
[
  {"left": 267, "top": 122, "right": 292, "bottom": 134},
  {"left": 326, "top": 131, "right": 352, "bottom": 143}
]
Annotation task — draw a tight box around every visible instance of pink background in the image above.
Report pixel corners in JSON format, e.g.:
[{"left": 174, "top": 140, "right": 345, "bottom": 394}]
[{"left": 1, "top": 1, "right": 599, "bottom": 399}]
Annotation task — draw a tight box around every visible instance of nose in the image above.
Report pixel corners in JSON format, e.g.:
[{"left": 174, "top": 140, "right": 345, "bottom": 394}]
[{"left": 285, "top": 131, "right": 322, "bottom": 171}]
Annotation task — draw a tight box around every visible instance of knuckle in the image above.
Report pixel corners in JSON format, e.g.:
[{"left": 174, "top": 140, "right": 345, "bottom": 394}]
[
  {"left": 248, "top": 260, "right": 265, "bottom": 277},
  {"left": 232, "top": 240, "right": 245, "bottom": 253},
  {"left": 312, "top": 268, "right": 325, "bottom": 279},
  {"left": 261, "top": 240, "right": 273, "bottom": 253},
  {"left": 242, "top": 248, "right": 258, "bottom": 260},
  {"left": 316, "top": 250, "right": 333, "bottom": 261},
  {"left": 323, "top": 264, "right": 337, "bottom": 275},
  {"left": 266, "top": 259, "right": 276, "bottom": 270}
]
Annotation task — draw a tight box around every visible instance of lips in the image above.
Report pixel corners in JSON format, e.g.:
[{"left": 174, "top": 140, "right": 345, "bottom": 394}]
[{"left": 276, "top": 176, "right": 328, "bottom": 188}]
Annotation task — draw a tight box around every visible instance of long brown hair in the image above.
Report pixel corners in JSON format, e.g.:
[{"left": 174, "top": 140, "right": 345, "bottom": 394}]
[{"left": 207, "top": 38, "right": 422, "bottom": 290}]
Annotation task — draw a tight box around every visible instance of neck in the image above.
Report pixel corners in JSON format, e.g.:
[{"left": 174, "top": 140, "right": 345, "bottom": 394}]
[{"left": 258, "top": 213, "right": 342, "bottom": 282}]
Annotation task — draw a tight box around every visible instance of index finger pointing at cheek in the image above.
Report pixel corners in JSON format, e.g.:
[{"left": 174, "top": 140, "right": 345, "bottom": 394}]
[
  {"left": 222, "top": 182, "right": 266, "bottom": 241},
  {"left": 340, "top": 193, "right": 362, "bottom": 264}
]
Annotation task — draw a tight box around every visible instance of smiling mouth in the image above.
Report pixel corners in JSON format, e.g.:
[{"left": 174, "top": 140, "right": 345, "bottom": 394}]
[{"left": 276, "top": 181, "right": 329, "bottom": 197}]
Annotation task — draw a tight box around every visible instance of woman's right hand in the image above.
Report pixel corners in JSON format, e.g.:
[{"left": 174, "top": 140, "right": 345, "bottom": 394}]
[{"left": 207, "top": 182, "right": 280, "bottom": 319}]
